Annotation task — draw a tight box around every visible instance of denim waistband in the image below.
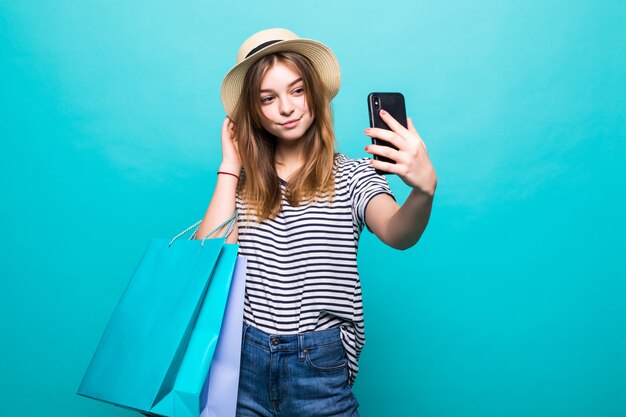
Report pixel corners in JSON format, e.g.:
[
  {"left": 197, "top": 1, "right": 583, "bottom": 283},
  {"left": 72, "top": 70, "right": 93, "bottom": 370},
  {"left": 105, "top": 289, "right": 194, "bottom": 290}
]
[{"left": 242, "top": 323, "right": 342, "bottom": 354}]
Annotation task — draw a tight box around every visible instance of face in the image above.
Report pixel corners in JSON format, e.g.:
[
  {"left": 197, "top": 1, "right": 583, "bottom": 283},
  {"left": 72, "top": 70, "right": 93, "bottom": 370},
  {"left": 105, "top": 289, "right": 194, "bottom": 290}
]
[{"left": 258, "top": 62, "right": 314, "bottom": 143}]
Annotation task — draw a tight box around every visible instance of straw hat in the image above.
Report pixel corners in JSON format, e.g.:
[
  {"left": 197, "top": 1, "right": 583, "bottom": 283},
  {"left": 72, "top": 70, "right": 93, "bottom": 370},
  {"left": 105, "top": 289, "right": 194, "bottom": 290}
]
[{"left": 220, "top": 28, "right": 341, "bottom": 120}]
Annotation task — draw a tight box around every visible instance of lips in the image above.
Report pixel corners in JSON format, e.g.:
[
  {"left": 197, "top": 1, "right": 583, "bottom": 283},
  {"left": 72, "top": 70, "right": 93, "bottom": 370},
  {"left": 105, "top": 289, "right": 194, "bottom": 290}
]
[{"left": 281, "top": 116, "right": 302, "bottom": 128}]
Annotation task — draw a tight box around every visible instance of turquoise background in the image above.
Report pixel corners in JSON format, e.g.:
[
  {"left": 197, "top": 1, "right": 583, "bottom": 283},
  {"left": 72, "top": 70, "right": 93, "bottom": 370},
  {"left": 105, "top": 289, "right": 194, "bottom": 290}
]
[{"left": 1, "top": 1, "right": 624, "bottom": 416}]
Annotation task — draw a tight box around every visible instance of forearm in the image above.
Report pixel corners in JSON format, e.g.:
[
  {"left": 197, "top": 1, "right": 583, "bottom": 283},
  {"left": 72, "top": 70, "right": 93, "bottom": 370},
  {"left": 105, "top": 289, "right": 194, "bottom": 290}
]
[
  {"left": 194, "top": 163, "right": 240, "bottom": 244},
  {"left": 364, "top": 110, "right": 438, "bottom": 250},
  {"left": 384, "top": 188, "right": 435, "bottom": 250}
]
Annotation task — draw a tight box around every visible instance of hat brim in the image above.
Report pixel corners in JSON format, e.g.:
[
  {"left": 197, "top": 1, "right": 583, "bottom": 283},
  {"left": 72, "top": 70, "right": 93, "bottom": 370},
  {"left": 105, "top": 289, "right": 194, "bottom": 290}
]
[{"left": 220, "top": 38, "right": 341, "bottom": 121}]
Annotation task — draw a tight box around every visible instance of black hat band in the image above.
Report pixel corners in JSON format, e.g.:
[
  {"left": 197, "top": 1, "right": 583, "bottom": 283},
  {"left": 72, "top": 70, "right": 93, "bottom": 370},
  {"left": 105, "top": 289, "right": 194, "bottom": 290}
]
[{"left": 245, "top": 40, "right": 282, "bottom": 59}]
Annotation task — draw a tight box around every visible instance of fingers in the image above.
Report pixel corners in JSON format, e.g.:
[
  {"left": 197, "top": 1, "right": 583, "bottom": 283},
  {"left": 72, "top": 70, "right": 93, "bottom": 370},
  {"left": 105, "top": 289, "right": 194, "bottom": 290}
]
[
  {"left": 367, "top": 111, "right": 421, "bottom": 151},
  {"left": 365, "top": 115, "right": 435, "bottom": 189},
  {"left": 406, "top": 117, "right": 428, "bottom": 152},
  {"left": 406, "top": 117, "right": 420, "bottom": 137},
  {"left": 365, "top": 127, "right": 408, "bottom": 151},
  {"left": 379, "top": 109, "right": 409, "bottom": 136},
  {"left": 222, "top": 116, "right": 236, "bottom": 140},
  {"left": 221, "top": 116, "right": 241, "bottom": 167},
  {"left": 365, "top": 143, "right": 401, "bottom": 163},
  {"left": 222, "top": 116, "right": 231, "bottom": 135},
  {"left": 368, "top": 158, "right": 400, "bottom": 175}
]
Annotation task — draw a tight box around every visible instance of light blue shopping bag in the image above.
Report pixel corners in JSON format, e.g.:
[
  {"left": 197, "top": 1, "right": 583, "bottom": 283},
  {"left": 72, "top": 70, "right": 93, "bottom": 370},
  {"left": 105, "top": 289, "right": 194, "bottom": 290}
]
[
  {"left": 77, "top": 213, "right": 244, "bottom": 417},
  {"left": 200, "top": 255, "right": 246, "bottom": 417}
]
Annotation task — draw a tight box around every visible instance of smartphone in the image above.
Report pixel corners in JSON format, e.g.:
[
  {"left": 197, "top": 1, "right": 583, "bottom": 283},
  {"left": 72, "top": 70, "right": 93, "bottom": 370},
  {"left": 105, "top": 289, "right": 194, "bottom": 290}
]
[{"left": 367, "top": 92, "right": 407, "bottom": 175}]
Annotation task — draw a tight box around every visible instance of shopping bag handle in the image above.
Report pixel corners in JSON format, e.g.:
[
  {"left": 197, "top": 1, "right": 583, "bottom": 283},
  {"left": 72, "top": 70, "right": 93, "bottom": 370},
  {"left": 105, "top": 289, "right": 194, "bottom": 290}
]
[{"left": 168, "top": 210, "right": 238, "bottom": 247}]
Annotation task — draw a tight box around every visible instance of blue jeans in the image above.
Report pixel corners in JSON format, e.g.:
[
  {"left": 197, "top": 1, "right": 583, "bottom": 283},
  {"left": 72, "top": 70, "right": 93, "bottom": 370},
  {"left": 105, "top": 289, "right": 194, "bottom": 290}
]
[{"left": 236, "top": 323, "right": 360, "bottom": 417}]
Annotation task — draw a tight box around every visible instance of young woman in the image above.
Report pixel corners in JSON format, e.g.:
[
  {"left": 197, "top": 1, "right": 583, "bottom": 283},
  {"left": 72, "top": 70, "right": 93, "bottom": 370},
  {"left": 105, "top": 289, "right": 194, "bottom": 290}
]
[{"left": 195, "top": 28, "right": 437, "bottom": 417}]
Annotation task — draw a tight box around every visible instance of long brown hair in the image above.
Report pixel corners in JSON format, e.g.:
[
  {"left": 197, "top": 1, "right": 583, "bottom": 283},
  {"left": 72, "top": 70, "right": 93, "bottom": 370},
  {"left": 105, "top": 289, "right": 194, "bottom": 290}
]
[{"left": 234, "top": 51, "right": 337, "bottom": 222}]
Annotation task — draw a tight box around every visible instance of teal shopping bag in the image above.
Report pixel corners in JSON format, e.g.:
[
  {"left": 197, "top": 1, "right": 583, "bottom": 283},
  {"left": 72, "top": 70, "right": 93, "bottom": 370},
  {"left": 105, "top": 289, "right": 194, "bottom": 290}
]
[
  {"left": 77, "top": 213, "right": 240, "bottom": 416},
  {"left": 151, "top": 245, "right": 243, "bottom": 417}
]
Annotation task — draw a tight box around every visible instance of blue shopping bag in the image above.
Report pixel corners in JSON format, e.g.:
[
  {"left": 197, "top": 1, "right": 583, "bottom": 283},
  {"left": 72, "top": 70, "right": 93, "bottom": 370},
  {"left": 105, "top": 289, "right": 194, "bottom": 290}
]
[{"left": 77, "top": 213, "right": 243, "bottom": 417}]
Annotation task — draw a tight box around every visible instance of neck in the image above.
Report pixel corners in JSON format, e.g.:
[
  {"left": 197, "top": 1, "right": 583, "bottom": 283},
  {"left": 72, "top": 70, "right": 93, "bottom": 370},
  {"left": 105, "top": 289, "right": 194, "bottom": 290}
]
[{"left": 275, "top": 139, "right": 306, "bottom": 180}]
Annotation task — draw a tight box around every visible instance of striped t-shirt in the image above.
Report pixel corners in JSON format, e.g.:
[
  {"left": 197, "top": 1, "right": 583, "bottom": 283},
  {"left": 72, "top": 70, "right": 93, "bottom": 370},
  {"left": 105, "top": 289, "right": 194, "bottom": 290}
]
[{"left": 235, "top": 153, "right": 394, "bottom": 385}]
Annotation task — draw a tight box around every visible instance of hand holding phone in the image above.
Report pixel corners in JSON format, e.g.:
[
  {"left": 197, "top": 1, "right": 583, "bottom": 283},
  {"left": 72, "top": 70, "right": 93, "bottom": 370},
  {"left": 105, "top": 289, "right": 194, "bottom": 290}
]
[
  {"left": 367, "top": 92, "right": 407, "bottom": 175},
  {"left": 365, "top": 93, "right": 437, "bottom": 195}
]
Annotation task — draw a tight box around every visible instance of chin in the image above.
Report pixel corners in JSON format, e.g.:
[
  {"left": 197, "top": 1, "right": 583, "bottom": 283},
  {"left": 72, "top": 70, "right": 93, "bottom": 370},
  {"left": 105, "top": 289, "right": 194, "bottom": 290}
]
[{"left": 276, "top": 132, "right": 305, "bottom": 142}]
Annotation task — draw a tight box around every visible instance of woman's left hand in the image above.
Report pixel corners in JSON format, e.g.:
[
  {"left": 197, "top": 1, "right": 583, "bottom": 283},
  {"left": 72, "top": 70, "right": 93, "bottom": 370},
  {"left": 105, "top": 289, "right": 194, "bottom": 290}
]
[{"left": 364, "top": 109, "right": 437, "bottom": 196}]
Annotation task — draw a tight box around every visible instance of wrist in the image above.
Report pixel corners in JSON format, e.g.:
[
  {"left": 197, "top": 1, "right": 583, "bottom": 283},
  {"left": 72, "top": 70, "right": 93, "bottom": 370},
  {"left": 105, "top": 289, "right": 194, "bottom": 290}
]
[
  {"left": 217, "top": 171, "right": 240, "bottom": 182},
  {"left": 219, "top": 162, "right": 242, "bottom": 174},
  {"left": 411, "top": 178, "right": 437, "bottom": 198}
]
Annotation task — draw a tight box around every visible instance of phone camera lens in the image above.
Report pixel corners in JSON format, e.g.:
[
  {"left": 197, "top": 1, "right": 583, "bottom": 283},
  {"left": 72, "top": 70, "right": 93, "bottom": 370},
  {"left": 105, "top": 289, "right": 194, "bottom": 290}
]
[{"left": 374, "top": 97, "right": 380, "bottom": 109}]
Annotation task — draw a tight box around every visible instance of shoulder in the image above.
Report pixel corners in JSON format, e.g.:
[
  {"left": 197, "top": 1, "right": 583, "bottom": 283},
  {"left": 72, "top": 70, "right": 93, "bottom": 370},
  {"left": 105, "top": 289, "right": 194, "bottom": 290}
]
[{"left": 334, "top": 153, "right": 375, "bottom": 180}]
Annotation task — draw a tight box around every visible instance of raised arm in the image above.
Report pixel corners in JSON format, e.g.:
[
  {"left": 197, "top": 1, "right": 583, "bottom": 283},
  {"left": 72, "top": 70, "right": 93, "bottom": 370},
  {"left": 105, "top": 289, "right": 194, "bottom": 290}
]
[
  {"left": 194, "top": 117, "right": 241, "bottom": 244},
  {"left": 364, "top": 110, "right": 437, "bottom": 250}
]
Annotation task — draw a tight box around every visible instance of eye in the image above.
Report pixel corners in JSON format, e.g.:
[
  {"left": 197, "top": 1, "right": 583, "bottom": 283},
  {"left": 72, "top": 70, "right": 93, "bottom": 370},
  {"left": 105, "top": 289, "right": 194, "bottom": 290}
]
[
  {"left": 261, "top": 96, "right": 274, "bottom": 104},
  {"left": 293, "top": 87, "right": 304, "bottom": 95}
]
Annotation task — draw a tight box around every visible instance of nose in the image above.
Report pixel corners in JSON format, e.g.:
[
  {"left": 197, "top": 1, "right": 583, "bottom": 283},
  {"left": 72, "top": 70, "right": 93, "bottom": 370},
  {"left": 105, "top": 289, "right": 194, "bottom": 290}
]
[{"left": 279, "top": 95, "right": 295, "bottom": 116}]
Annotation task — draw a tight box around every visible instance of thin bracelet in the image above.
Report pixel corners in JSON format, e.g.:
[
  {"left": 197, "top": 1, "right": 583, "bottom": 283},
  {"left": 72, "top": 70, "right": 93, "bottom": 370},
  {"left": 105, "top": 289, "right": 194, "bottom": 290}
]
[{"left": 217, "top": 171, "right": 240, "bottom": 180}]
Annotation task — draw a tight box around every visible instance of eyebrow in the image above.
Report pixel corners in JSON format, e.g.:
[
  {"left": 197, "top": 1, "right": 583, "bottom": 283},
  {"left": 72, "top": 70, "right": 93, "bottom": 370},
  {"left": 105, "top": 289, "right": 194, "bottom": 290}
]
[{"left": 260, "top": 77, "right": 303, "bottom": 93}]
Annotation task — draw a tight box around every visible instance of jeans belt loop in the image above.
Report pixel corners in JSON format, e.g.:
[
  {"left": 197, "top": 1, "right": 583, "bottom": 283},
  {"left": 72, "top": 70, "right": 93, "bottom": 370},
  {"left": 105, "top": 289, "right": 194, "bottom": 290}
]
[{"left": 298, "top": 334, "right": 305, "bottom": 362}]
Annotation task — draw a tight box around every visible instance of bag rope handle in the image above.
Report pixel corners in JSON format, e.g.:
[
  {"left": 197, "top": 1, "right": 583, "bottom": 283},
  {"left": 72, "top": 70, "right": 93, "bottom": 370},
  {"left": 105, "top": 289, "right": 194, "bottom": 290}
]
[{"left": 169, "top": 210, "right": 238, "bottom": 247}]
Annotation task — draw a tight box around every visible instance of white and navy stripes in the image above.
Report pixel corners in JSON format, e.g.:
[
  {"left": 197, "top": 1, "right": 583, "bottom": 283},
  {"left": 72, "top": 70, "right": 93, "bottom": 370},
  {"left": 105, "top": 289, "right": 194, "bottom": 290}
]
[{"left": 236, "top": 153, "right": 394, "bottom": 385}]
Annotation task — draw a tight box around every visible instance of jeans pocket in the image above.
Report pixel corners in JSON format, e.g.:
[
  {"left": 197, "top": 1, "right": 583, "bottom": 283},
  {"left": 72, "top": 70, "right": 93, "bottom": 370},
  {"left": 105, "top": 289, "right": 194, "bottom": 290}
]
[{"left": 304, "top": 341, "right": 348, "bottom": 372}]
